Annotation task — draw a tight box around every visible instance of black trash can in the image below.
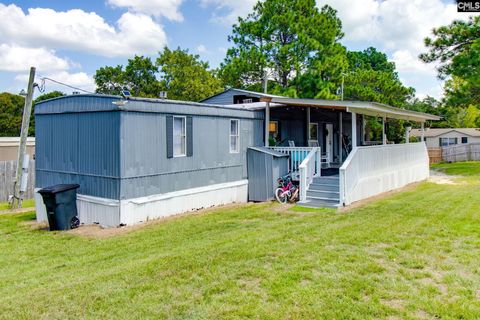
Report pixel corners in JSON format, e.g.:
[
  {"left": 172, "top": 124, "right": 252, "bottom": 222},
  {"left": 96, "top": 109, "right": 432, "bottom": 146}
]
[{"left": 38, "top": 184, "right": 80, "bottom": 231}]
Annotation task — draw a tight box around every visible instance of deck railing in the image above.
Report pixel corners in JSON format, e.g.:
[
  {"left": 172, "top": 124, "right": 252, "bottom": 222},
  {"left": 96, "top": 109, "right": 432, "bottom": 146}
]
[
  {"left": 269, "top": 147, "right": 320, "bottom": 173},
  {"left": 298, "top": 148, "right": 321, "bottom": 202},
  {"left": 339, "top": 143, "right": 429, "bottom": 206}
]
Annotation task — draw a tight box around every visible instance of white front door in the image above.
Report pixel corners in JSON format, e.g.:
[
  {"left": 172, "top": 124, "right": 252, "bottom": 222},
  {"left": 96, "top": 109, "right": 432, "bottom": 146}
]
[{"left": 325, "top": 123, "right": 334, "bottom": 163}]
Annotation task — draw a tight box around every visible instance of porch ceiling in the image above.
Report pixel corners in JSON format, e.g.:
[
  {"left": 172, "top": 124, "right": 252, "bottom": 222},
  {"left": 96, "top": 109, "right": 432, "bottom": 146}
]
[{"left": 260, "top": 97, "right": 441, "bottom": 123}]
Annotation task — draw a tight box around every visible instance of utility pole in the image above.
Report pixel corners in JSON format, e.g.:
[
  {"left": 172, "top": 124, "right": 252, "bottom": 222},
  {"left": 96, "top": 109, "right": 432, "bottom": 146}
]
[
  {"left": 12, "top": 67, "right": 36, "bottom": 208},
  {"left": 263, "top": 70, "right": 268, "bottom": 94},
  {"left": 341, "top": 73, "right": 345, "bottom": 101}
]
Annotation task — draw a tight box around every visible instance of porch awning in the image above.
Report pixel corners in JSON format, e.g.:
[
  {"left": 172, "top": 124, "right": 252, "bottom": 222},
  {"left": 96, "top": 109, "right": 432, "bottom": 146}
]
[{"left": 260, "top": 97, "right": 441, "bottom": 122}]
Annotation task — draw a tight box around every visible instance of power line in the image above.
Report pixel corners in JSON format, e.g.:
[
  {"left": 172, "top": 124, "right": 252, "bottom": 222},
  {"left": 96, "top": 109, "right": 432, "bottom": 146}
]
[{"left": 38, "top": 76, "right": 95, "bottom": 94}]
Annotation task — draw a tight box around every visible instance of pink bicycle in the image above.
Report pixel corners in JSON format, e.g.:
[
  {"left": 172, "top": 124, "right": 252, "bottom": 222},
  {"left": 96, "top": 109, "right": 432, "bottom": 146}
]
[{"left": 275, "top": 175, "right": 299, "bottom": 204}]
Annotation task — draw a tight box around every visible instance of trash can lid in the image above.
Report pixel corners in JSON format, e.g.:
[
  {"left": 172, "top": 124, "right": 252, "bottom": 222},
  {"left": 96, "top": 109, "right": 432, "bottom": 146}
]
[{"left": 38, "top": 184, "right": 80, "bottom": 194}]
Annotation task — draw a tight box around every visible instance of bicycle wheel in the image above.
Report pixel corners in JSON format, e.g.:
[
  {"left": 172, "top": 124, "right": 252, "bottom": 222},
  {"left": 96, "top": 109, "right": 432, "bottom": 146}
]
[{"left": 275, "top": 188, "right": 288, "bottom": 204}]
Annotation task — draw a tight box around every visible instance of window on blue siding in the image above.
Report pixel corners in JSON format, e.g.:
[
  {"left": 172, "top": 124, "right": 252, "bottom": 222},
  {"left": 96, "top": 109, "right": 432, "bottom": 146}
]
[
  {"left": 173, "top": 116, "right": 186, "bottom": 157},
  {"left": 230, "top": 119, "right": 240, "bottom": 153}
]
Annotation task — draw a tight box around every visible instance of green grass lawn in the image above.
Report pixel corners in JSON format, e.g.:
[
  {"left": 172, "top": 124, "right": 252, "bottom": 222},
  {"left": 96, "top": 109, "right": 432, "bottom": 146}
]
[
  {"left": 432, "top": 161, "right": 480, "bottom": 176},
  {"left": 1, "top": 162, "right": 480, "bottom": 319},
  {"left": 0, "top": 199, "right": 35, "bottom": 211}
]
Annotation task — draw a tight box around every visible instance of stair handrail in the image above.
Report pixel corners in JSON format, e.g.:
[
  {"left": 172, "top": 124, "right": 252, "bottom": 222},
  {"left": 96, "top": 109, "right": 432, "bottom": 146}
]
[{"left": 299, "top": 147, "right": 321, "bottom": 202}]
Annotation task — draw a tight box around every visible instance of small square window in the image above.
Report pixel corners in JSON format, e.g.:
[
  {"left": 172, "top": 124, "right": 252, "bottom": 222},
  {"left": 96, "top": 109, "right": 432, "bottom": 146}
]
[
  {"left": 462, "top": 137, "right": 468, "bottom": 144},
  {"left": 230, "top": 119, "right": 240, "bottom": 153}
]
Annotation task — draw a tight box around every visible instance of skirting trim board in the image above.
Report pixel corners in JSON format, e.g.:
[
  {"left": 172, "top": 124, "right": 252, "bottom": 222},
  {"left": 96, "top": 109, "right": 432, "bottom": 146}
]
[{"left": 34, "top": 180, "right": 248, "bottom": 227}]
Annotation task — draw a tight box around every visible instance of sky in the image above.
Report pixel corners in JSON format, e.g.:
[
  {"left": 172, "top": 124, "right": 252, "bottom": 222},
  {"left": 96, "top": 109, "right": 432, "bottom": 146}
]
[{"left": 0, "top": 0, "right": 476, "bottom": 99}]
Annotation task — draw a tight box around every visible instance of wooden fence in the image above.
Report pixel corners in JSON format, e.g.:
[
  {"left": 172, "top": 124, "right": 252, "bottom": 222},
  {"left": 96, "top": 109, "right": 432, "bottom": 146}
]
[
  {"left": 427, "top": 148, "right": 443, "bottom": 164},
  {"left": 442, "top": 143, "right": 480, "bottom": 163},
  {"left": 0, "top": 160, "right": 35, "bottom": 202}
]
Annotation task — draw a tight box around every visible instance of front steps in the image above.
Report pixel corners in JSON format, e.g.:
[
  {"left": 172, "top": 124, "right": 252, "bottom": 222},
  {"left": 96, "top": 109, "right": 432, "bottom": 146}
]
[{"left": 298, "top": 175, "right": 340, "bottom": 208}]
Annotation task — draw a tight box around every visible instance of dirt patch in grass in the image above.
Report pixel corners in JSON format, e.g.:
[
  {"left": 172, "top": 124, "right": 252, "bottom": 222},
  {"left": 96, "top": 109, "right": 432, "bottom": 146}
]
[
  {"left": 66, "top": 202, "right": 251, "bottom": 239},
  {"left": 21, "top": 220, "right": 49, "bottom": 230},
  {"left": 381, "top": 298, "right": 405, "bottom": 311},
  {"left": 428, "top": 171, "right": 462, "bottom": 185}
]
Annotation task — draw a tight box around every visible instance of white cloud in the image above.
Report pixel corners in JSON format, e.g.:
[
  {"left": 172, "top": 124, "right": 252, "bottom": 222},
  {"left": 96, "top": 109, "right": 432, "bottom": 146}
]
[
  {"left": 391, "top": 49, "right": 439, "bottom": 76},
  {"left": 0, "top": 4, "right": 168, "bottom": 57},
  {"left": 0, "top": 44, "right": 71, "bottom": 72},
  {"left": 320, "top": 0, "right": 476, "bottom": 98},
  {"left": 15, "top": 71, "right": 96, "bottom": 94},
  {"left": 196, "top": 44, "right": 207, "bottom": 53},
  {"left": 199, "top": 0, "right": 257, "bottom": 24},
  {"left": 107, "top": 0, "right": 184, "bottom": 21},
  {"left": 322, "top": 0, "right": 459, "bottom": 52}
]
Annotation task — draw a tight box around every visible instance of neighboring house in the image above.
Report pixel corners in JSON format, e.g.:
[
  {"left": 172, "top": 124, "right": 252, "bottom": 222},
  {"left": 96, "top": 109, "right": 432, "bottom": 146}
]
[
  {"left": 0, "top": 137, "right": 35, "bottom": 161},
  {"left": 34, "top": 91, "right": 439, "bottom": 227},
  {"left": 411, "top": 128, "right": 480, "bottom": 148}
]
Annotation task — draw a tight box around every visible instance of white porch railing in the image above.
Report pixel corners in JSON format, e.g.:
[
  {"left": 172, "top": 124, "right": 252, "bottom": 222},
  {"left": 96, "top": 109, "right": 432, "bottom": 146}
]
[
  {"left": 339, "top": 142, "right": 429, "bottom": 206},
  {"left": 298, "top": 148, "right": 321, "bottom": 202},
  {"left": 269, "top": 147, "right": 320, "bottom": 173}
]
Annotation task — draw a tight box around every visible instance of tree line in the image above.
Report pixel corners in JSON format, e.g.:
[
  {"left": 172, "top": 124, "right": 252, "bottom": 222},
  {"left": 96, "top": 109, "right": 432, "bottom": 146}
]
[{"left": 1, "top": 0, "right": 478, "bottom": 138}]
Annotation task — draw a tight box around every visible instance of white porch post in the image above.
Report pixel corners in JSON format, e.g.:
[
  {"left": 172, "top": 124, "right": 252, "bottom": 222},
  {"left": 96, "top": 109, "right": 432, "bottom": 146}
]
[
  {"left": 421, "top": 122, "right": 425, "bottom": 143},
  {"left": 351, "top": 112, "right": 357, "bottom": 150},
  {"left": 405, "top": 127, "right": 410, "bottom": 144},
  {"left": 382, "top": 116, "right": 386, "bottom": 145},
  {"left": 339, "top": 112, "right": 343, "bottom": 161},
  {"left": 265, "top": 101, "right": 270, "bottom": 147},
  {"left": 306, "top": 107, "right": 311, "bottom": 144},
  {"left": 361, "top": 114, "right": 366, "bottom": 146}
]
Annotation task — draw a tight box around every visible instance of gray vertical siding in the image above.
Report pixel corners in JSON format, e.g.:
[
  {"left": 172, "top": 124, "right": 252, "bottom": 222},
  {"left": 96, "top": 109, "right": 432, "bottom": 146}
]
[
  {"left": 119, "top": 111, "right": 263, "bottom": 199},
  {"left": 246, "top": 147, "right": 288, "bottom": 201}
]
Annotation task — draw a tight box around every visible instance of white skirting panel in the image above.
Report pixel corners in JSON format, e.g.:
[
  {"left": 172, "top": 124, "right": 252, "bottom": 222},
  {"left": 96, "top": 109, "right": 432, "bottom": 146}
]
[
  {"left": 76, "top": 194, "right": 121, "bottom": 227},
  {"left": 35, "top": 180, "right": 248, "bottom": 227},
  {"left": 35, "top": 188, "right": 121, "bottom": 226},
  {"left": 34, "top": 188, "right": 48, "bottom": 223},
  {"left": 346, "top": 162, "right": 428, "bottom": 204},
  {"left": 120, "top": 180, "right": 248, "bottom": 226}
]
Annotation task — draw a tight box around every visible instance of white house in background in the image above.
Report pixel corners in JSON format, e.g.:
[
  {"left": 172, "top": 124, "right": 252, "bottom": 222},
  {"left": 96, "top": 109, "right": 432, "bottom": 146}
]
[
  {"left": 411, "top": 128, "right": 480, "bottom": 148},
  {"left": 0, "top": 137, "right": 35, "bottom": 161}
]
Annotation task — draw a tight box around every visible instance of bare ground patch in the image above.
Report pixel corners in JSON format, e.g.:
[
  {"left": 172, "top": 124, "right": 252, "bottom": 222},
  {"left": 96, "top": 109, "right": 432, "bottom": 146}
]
[{"left": 21, "top": 202, "right": 254, "bottom": 239}]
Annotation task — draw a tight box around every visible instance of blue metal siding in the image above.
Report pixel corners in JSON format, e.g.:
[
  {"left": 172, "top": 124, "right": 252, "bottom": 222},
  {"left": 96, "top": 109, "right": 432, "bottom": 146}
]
[
  {"left": 35, "top": 109, "right": 120, "bottom": 199},
  {"left": 201, "top": 90, "right": 238, "bottom": 105},
  {"left": 35, "top": 95, "right": 119, "bottom": 114}
]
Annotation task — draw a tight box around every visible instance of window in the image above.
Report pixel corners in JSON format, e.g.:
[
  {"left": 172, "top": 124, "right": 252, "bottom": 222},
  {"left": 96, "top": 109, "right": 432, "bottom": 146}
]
[
  {"left": 269, "top": 121, "right": 278, "bottom": 137},
  {"left": 439, "top": 137, "right": 458, "bottom": 147},
  {"left": 462, "top": 137, "right": 468, "bottom": 144},
  {"left": 173, "top": 116, "right": 186, "bottom": 157},
  {"left": 230, "top": 119, "right": 240, "bottom": 153},
  {"left": 243, "top": 98, "right": 253, "bottom": 103}
]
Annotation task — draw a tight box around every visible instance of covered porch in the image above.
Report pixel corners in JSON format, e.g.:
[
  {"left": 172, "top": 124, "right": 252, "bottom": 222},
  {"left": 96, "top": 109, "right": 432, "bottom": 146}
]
[{"left": 257, "top": 97, "right": 441, "bottom": 207}]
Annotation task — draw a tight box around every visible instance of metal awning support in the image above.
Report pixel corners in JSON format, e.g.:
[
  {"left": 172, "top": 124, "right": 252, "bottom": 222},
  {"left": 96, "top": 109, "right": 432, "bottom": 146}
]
[
  {"left": 339, "top": 112, "right": 343, "bottom": 162},
  {"left": 306, "top": 107, "right": 311, "bottom": 142},
  {"left": 421, "top": 122, "right": 425, "bottom": 143},
  {"left": 382, "top": 116, "right": 386, "bottom": 145},
  {"left": 352, "top": 112, "right": 357, "bottom": 150},
  {"left": 265, "top": 101, "right": 270, "bottom": 147}
]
